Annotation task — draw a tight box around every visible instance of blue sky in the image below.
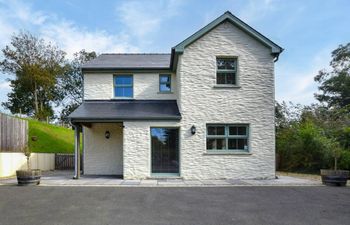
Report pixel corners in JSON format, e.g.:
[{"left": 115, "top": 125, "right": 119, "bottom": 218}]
[{"left": 0, "top": 0, "right": 349, "bottom": 113}]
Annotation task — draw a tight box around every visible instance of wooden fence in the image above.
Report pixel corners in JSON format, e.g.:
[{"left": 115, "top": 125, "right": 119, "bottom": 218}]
[
  {"left": 0, "top": 113, "right": 28, "bottom": 152},
  {"left": 55, "top": 153, "right": 82, "bottom": 170}
]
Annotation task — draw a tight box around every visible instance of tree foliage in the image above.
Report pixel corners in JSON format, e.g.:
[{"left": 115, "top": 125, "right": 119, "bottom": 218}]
[
  {"left": 276, "top": 43, "right": 350, "bottom": 172},
  {"left": 58, "top": 50, "right": 97, "bottom": 123},
  {"left": 314, "top": 43, "right": 350, "bottom": 109},
  {"left": 0, "top": 31, "right": 66, "bottom": 120},
  {"left": 275, "top": 102, "right": 350, "bottom": 172}
]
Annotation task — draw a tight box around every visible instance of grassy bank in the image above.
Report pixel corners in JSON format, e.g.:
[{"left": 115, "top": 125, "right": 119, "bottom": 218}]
[{"left": 28, "top": 119, "right": 75, "bottom": 153}]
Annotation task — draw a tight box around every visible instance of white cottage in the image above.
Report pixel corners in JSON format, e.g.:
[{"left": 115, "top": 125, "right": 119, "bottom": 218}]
[{"left": 69, "top": 11, "right": 283, "bottom": 180}]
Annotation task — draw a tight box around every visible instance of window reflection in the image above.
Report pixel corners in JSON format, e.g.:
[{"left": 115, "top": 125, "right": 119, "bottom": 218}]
[{"left": 151, "top": 128, "right": 179, "bottom": 173}]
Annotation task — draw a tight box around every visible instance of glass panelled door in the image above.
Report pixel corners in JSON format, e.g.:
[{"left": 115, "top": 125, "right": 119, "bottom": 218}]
[{"left": 151, "top": 128, "right": 179, "bottom": 174}]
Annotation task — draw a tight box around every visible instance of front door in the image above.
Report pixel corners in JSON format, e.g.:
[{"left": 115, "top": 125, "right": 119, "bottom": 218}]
[{"left": 151, "top": 128, "right": 179, "bottom": 175}]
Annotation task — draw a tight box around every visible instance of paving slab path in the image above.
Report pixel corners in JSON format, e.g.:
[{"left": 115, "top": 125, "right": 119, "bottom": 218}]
[{"left": 0, "top": 170, "right": 327, "bottom": 187}]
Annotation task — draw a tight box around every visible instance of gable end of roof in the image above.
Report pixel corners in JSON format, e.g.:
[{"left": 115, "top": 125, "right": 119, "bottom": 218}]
[{"left": 173, "top": 11, "right": 283, "bottom": 54}]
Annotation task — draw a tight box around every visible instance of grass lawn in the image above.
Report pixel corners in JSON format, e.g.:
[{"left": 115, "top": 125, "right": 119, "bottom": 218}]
[{"left": 28, "top": 119, "right": 75, "bottom": 153}]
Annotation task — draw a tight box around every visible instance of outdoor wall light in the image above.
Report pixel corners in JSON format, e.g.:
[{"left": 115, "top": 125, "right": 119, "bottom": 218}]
[
  {"left": 191, "top": 125, "right": 196, "bottom": 135},
  {"left": 105, "top": 131, "right": 110, "bottom": 139}
]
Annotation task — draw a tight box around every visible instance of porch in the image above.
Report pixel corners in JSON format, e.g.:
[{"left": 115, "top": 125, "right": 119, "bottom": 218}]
[{"left": 68, "top": 100, "right": 182, "bottom": 179}]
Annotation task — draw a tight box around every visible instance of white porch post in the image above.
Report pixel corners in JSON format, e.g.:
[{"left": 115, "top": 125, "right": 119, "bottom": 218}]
[{"left": 73, "top": 125, "right": 81, "bottom": 179}]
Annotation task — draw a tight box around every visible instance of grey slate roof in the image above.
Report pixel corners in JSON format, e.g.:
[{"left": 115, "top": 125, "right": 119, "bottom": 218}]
[
  {"left": 68, "top": 100, "right": 181, "bottom": 122},
  {"left": 81, "top": 53, "right": 171, "bottom": 70}
]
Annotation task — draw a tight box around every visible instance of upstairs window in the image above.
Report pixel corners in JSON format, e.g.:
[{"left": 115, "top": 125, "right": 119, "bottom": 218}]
[
  {"left": 159, "top": 74, "right": 171, "bottom": 92},
  {"left": 206, "top": 124, "right": 249, "bottom": 152},
  {"left": 216, "top": 57, "right": 237, "bottom": 85},
  {"left": 114, "top": 75, "right": 133, "bottom": 98}
]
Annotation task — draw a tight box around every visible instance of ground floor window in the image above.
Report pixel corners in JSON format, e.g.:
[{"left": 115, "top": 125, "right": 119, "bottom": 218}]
[{"left": 206, "top": 124, "right": 249, "bottom": 151}]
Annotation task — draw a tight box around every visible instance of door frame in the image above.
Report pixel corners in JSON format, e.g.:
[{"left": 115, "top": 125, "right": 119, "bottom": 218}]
[{"left": 150, "top": 126, "right": 180, "bottom": 177}]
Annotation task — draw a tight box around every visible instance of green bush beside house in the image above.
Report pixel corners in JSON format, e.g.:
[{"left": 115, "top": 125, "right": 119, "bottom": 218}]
[{"left": 276, "top": 104, "right": 350, "bottom": 173}]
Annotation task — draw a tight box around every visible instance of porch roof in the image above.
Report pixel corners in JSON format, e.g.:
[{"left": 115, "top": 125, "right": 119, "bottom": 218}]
[{"left": 68, "top": 100, "right": 181, "bottom": 123}]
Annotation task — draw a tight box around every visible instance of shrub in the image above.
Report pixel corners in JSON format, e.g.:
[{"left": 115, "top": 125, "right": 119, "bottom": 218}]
[
  {"left": 339, "top": 150, "right": 350, "bottom": 170},
  {"left": 277, "top": 120, "right": 335, "bottom": 172}
]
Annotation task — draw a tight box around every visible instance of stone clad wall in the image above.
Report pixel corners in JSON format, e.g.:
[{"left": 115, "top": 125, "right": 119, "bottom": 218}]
[
  {"left": 177, "top": 21, "right": 276, "bottom": 179},
  {"left": 123, "top": 121, "right": 180, "bottom": 179}
]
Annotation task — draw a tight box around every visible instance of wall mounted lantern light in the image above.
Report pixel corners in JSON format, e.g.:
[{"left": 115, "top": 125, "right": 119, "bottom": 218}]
[
  {"left": 105, "top": 131, "right": 110, "bottom": 139},
  {"left": 190, "top": 125, "right": 196, "bottom": 135}
]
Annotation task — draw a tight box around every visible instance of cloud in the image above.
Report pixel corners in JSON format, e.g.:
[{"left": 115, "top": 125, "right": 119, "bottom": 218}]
[
  {"left": 0, "top": 81, "right": 10, "bottom": 90},
  {"left": 0, "top": 79, "right": 10, "bottom": 113},
  {"left": 237, "top": 0, "right": 279, "bottom": 23},
  {"left": 0, "top": 19, "right": 15, "bottom": 47},
  {"left": 0, "top": 0, "right": 47, "bottom": 46},
  {"left": 115, "top": 0, "right": 184, "bottom": 43},
  {"left": 275, "top": 47, "right": 333, "bottom": 104},
  {"left": 4, "top": 0, "right": 47, "bottom": 25},
  {"left": 0, "top": 0, "right": 138, "bottom": 58},
  {"left": 40, "top": 21, "right": 138, "bottom": 58}
]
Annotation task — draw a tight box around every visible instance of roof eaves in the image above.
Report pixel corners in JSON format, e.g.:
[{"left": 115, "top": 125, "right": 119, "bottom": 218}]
[
  {"left": 69, "top": 116, "right": 182, "bottom": 122},
  {"left": 81, "top": 67, "right": 172, "bottom": 73}
]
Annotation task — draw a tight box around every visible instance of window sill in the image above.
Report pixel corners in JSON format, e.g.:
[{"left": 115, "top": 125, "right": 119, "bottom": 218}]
[
  {"left": 213, "top": 85, "right": 241, "bottom": 89},
  {"left": 150, "top": 173, "right": 181, "bottom": 178},
  {"left": 157, "top": 91, "right": 174, "bottom": 94},
  {"left": 204, "top": 151, "right": 252, "bottom": 155},
  {"left": 111, "top": 97, "right": 134, "bottom": 100}
]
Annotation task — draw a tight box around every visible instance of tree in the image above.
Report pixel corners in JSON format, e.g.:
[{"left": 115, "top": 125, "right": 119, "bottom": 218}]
[
  {"left": 314, "top": 43, "right": 350, "bottom": 110},
  {"left": 275, "top": 101, "right": 306, "bottom": 132},
  {"left": 275, "top": 103, "right": 338, "bottom": 172},
  {"left": 0, "top": 31, "right": 66, "bottom": 120},
  {"left": 275, "top": 44, "right": 350, "bottom": 172},
  {"left": 2, "top": 79, "right": 33, "bottom": 115},
  {"left": 312, "top": 43, "right": 350, "bottom": 171},
  {"left": 58, "top": 50, "right": 97, "bottom": 123}
]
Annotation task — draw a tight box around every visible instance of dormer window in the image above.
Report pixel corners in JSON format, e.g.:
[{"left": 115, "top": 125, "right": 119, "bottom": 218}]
[
  {"left": 216, "top": 57, "right": 237, "bottom": 85},
  {"left": 114, "top": 75, "right": 133, "bottom": 98}
]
